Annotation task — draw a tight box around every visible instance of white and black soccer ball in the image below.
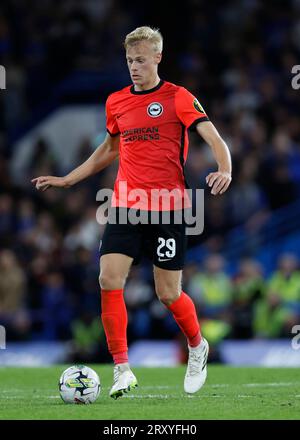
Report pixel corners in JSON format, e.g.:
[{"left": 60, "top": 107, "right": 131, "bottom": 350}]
[{"left": 59, "top": 365, "right": 101, "bottom": 404}]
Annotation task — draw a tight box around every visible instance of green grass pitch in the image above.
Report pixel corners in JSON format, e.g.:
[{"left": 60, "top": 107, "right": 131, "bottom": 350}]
[{"left": 0, "top": 365, "right": 299, "bottom": 420}]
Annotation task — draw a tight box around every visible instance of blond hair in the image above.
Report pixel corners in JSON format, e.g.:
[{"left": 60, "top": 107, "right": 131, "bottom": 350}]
[{"left": 124, "top": 26, "right": 163, "bottom": 53}]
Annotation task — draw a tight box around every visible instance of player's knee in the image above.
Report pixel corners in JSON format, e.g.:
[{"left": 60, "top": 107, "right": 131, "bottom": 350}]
[
  {"left": 98, "top": 273, "right": 125, "bottom": 290},
  {"left": 156, "top": 288, "right": 180, "bottom": 306}
]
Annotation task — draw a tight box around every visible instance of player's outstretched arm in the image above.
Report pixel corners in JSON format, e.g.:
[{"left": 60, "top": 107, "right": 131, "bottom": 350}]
[
  {"left": 196, "top": 121, "right": 232, "bottom": 195},
  {"left": 31, "top": 133, "right": 120, "bottom": 191}
]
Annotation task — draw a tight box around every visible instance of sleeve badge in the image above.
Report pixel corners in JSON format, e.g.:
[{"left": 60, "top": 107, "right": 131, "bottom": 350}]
[{"left": 193, "top": 98, "right": 205, "bottom": 113}]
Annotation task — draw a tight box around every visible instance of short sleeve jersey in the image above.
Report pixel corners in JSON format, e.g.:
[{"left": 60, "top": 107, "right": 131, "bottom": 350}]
[{"left": 105, "top": 80, "right": 209, "bottom": 211}]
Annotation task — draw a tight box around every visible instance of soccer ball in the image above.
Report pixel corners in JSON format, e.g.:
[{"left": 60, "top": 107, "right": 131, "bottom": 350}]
[{"left": 59, "top": 365, "right": 101, "bottom": 404}]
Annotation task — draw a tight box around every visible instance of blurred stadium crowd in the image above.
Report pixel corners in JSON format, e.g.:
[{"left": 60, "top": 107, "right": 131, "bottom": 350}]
[{"left": 0, "top": 0, "right": 300, "bottom": 360}]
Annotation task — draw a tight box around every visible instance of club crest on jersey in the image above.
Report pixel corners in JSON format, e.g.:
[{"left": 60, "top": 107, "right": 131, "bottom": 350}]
[
  {"left": 193, "top": 98, "right": 205, "bottom": 113},
  {"left": 147, "top": 102, "right": 163, "bottom": 118}
]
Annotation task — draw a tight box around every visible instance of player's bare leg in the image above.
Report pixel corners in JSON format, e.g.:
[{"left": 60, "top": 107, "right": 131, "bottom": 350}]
[
  {"left": 154, "top": 266, "right": 209, "bottom": 393},
  {"left": 99, "top": 253, "right": 133, "bottom": 290},
  {"left": 99, "top": 253, "right": 138, "bottom": 399}
]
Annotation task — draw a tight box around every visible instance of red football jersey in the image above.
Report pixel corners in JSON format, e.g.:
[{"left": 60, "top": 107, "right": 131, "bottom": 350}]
[{"left": 105, "top": 80, "right": 209, "bottom": 211}]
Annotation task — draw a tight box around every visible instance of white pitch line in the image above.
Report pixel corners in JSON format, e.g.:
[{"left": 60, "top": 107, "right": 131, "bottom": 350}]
[
  {"left": 100, "top": 382, "right": 300, "bottom": 391},
  {"left": 210, "top": 382, "right": 300, "bottom": 388},
  {"left": 140, "top": 385, "right": 180, "bottom": 389},
  {"left": 243, "top": 382, "right": 300, "bottom": 387},
  {"left": 2, "top": 392, "right": 299, "bottom": 401},
  {"left": 2, "top": 382, "right": 299, "bottom": 401},
  {"left": 121, "top": 394, "right": 225, "bottom": 399},
  {"left": 123, "top": 394, "right": 170, "bottom": 399},
  {"left": 210, "top": 384, "right": 229, "bottom": 388}
]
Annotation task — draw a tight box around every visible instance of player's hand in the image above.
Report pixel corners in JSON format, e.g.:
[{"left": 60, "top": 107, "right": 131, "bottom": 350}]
[
  {"left": 31, "top": 175, "right": 69, "bottom": 192},
  {"left": 206, "top": 171, "right": 232, "bottom": 195}
]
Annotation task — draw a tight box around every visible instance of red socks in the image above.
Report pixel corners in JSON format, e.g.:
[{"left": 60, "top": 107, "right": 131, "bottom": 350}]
[
  {"left": 166, "top": 291, "right": 201, "bottom": 347},
  {"left": 101, "top": 289, "right": 128, "bottom": 364},
  {"left": 101, "top": 289, "right": 201, "bottom": 365},
  {"left": 113, "top": 352, "right": 129, "bottom": 365}
]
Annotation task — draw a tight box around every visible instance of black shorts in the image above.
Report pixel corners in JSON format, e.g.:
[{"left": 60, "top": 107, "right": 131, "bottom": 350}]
[{"left": 99, "top": 208, "right": 187, "bottom": 270}]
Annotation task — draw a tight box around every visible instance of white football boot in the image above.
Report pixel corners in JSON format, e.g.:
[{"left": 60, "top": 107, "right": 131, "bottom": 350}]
[
  {"left": 109, "top": 363, "right": 138, "bottom": 399},
  {"left": 184, "top": 337, "right": 209, "bottom": 394}
]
